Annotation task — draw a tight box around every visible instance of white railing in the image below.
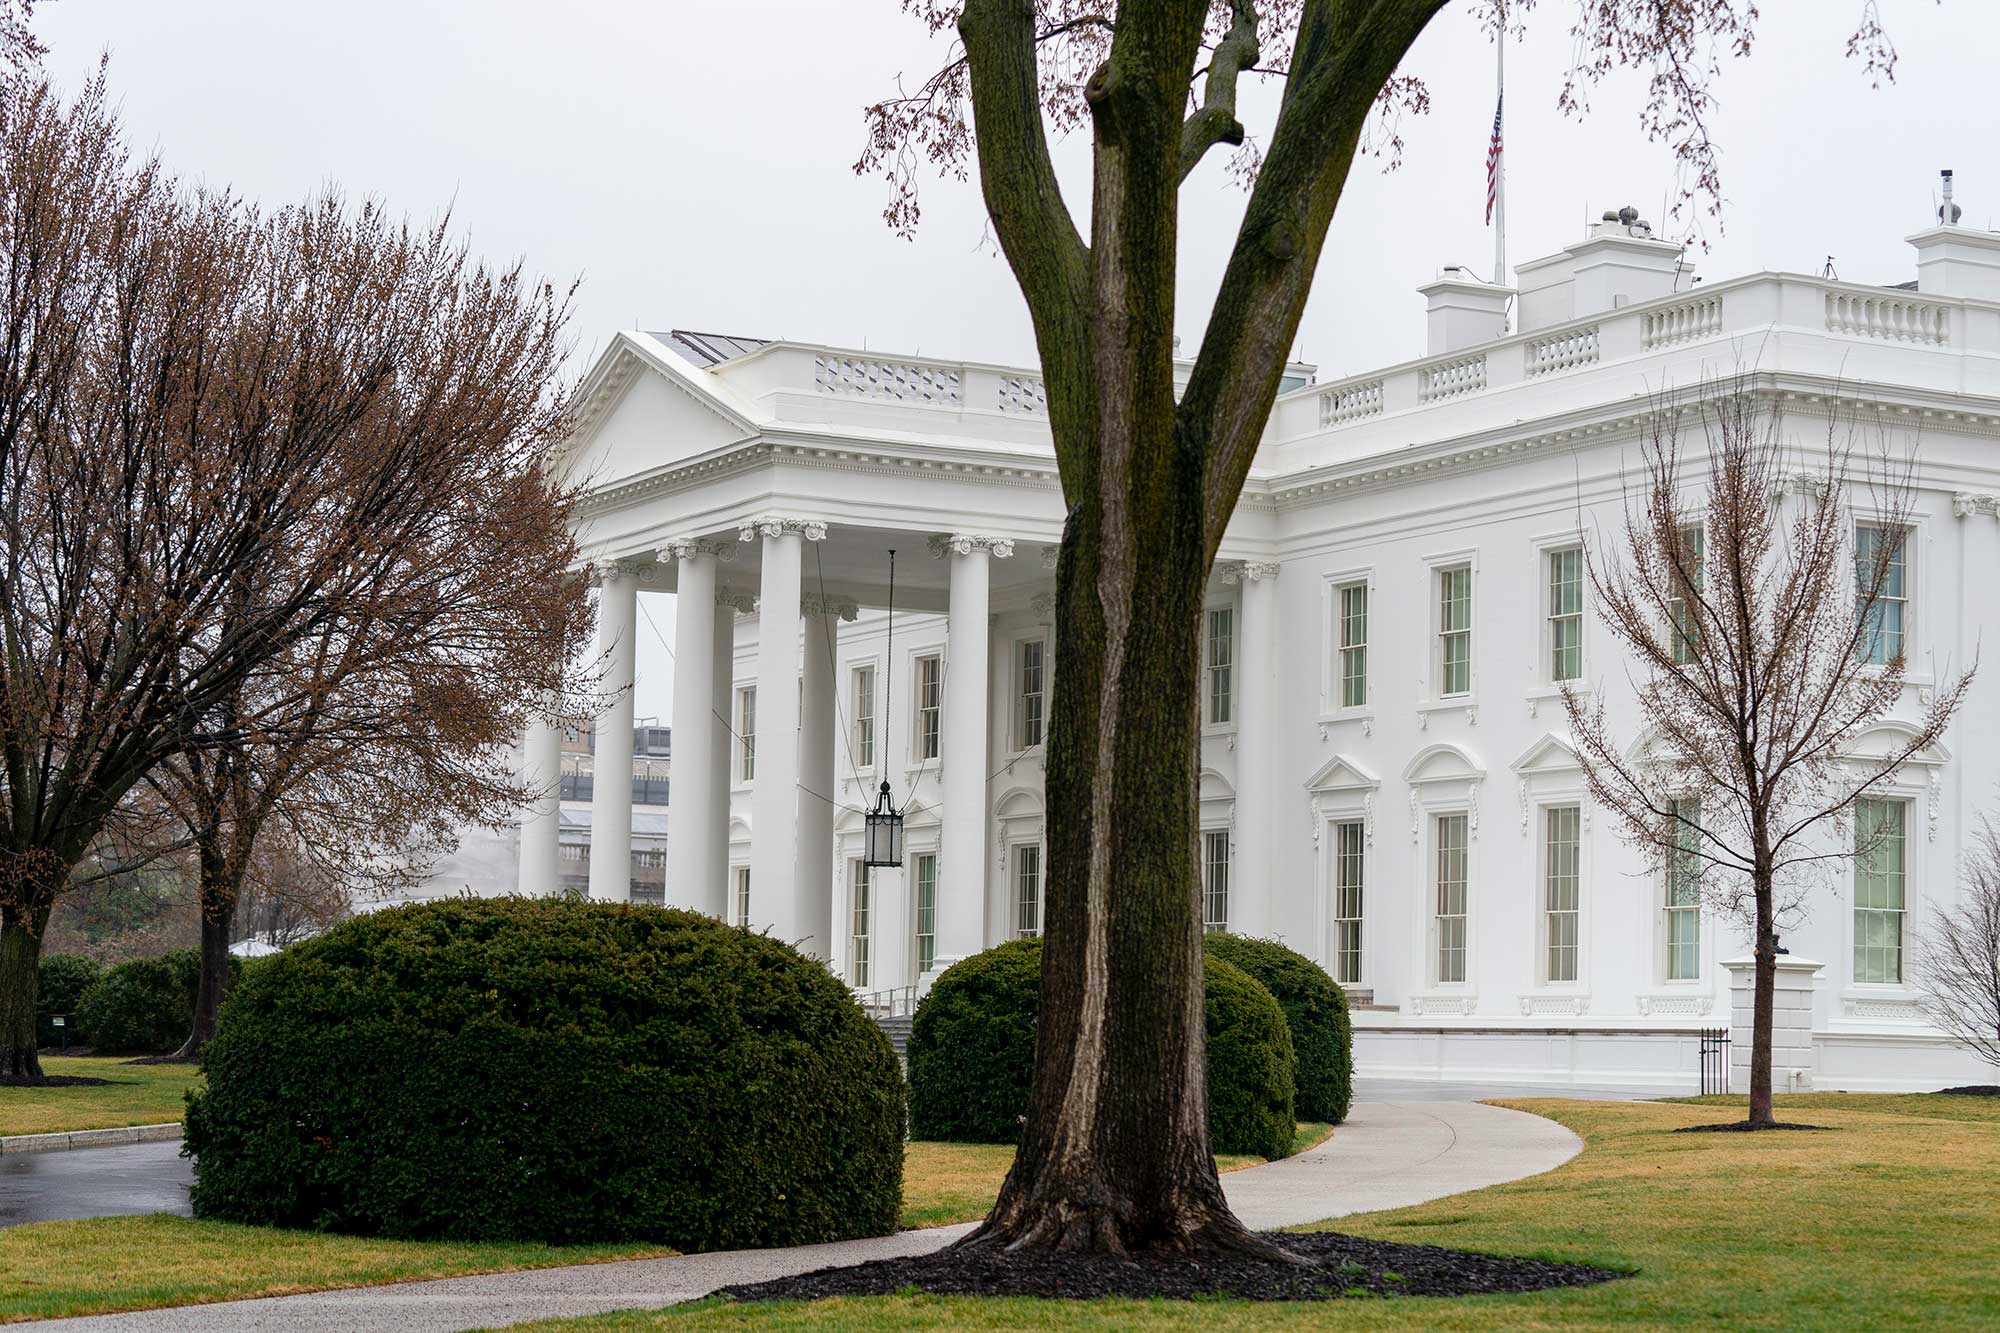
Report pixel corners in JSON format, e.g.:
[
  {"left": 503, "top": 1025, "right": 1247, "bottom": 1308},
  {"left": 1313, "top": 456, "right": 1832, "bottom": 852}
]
[
  {"left": 1529, "top": 326, "right": 1601, "bottom": 375},
  {"left": 1318, "top": 377, "right": 1383, "bottom": 425},
  {"left": 814, "top": 354, "right": 964, "bottom": 405},
  {"left": 1419, "top": 354, "right": 1486, "bottom": 402},
  {"left": 1642, "top": 295, "right": 1724, "bottom": 349},
  {"left": 1824, "top": 292, "right": 1950, "bottom": 346},
  {"left": 996, "top": 375, "right": 1047, "bottom": 415},
  {"left": 856, "top": 984, "right": 918, "bottom": 1018}
]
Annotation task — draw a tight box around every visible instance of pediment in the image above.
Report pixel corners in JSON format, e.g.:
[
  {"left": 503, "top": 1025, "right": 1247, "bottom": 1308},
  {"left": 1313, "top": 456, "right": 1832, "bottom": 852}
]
[
  {"left": 1304, "top": 753, "right": 1380, "bottom": 794},
  {"left": 1511, "top": 733, "right": 1582, "bottom": 776},
  {"left": 1199, "top": 768, "right": 1237, "bottom": 804},
  {"left": 995, "top": 785, "right": 1046, "bottom": 820},
  {"left": 1844, "top": 721, "right": 1950, "bottom": 768},
  {"left": 1401, "top": 742, "right": 1486, "bottom": 786},
  {"left": 560, "top": 333, "right": 760, "bottom": 491}
]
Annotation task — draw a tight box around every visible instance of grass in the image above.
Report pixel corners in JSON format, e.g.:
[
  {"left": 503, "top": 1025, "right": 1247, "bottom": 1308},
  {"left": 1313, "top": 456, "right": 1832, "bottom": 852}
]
[
  {"left": 506, "top": 1095, "right": 2000, "bottom": 1331},
  {"left": 0, "top": 1057, "right": 202, "bottom": 1137}
]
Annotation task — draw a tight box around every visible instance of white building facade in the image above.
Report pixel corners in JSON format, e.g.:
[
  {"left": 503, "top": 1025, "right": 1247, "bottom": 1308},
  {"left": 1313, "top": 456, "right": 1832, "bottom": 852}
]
[{"left": 518, "top": 215, "right": 2000, "bottom": 1092}]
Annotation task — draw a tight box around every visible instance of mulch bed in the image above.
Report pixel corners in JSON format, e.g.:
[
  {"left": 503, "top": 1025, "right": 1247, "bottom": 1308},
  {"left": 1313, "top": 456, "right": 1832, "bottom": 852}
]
[
  {"left": 1674, "top": 1120, "right": 1830, "bottom": 1133},
  {"left": 717, "top": 1232, "right": 1626, "bottom": 1304},
  {"left": 0, "top": 1074, "right": 111, "bottom": 1088},
  {"left": 1936, "top": 1086, "right": 2000, "bottom": 1097}
]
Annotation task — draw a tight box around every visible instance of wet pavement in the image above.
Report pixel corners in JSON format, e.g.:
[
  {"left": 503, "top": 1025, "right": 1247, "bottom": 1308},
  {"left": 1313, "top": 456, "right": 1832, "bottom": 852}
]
[{"left": 0, "top": 1140, "right": 191, "bottom": 1228}]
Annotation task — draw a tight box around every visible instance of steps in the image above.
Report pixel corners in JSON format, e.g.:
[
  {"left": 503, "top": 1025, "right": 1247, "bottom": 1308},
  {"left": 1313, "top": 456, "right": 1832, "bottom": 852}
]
[{"left": 874, "top": 1013, "right": 912, "bottom": 1057}]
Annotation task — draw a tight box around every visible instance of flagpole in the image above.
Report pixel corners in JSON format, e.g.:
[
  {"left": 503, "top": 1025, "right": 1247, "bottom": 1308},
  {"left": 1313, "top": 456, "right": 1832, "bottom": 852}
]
[{"left": 1493, "top": 7, "right": 1507, "bottom": 298}]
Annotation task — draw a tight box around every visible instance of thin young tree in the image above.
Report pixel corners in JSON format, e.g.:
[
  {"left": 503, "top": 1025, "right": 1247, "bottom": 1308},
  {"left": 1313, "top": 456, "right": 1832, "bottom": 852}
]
[
  {"left": 0, "top": 78, "right": 586, "bottom": 1080},
  {"left": 1915, "top": 815, "right": 2000, "bottom": 1076},
  {"left": 862, "top": 0, "right": 1917, "bottom": 1253},
  {"left": 1564, "top": 382, "right": 1969, "bottom": 1128}
]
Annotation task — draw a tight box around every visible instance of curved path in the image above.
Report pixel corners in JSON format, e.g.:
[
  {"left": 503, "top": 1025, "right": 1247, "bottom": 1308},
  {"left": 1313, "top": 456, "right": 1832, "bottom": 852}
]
[{"left": 40, "top": 1101, "right": 1580, "bottom": 1333}]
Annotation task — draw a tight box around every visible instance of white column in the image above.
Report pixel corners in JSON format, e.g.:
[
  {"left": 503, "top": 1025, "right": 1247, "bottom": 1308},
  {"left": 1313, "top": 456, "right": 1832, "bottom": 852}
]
[
  {"left": 796, "top": 598, "right": 844, "bottom": 961},
  {"left": 707, "top": 593, "right": 739, "bottom": 919},
  {"left": 1227, "top": 561, "right": 1281, "bottom": 939},
  {"left": 586, "top": 562, "right": 640, "bottom": 901},
  {"left": 932, "top": 533, "right": 1012, "bottom": 974},
  {"left": 516, "top": 713, "right": 563, "bottom": 895},
  {"left": 663, "top": 539, "right": 730, "bottom": 915},
  {"left": 743, "top": 517, "right": 825, "bottom": 947}
]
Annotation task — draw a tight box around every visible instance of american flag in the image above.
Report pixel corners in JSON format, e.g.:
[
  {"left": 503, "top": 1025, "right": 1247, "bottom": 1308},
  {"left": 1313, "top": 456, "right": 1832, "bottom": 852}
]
[{"left": 1485, "top": 91, "right": 1504, "bottom": 224}]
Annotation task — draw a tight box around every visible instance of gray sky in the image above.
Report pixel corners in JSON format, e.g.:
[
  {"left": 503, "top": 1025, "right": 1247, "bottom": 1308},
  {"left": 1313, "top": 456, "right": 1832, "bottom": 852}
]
[{"left": 40, "top": 0, "right": 1995, "bottom": 721}]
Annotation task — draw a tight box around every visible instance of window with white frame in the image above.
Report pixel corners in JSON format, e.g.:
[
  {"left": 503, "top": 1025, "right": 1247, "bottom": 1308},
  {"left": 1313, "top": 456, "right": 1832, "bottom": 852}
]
[
  {"left": 1015, "top": 844, "right": 1043, "bottom": 937},
  {"left": 1856, "top": 523, "right": 1909, "bottom": 666},
  {"left": 1333, "top": 821, "right": 1365, "bottom": 984},
  {"left": 1434, "top": 813, "right": 1469, "bottom": 983},
  {"left": 1201, "top": 829, "right": 1230, "bottom": 933},
  {"left": 1017, "top": 638, "right": 1046, "bottom": 750},
  {"left": 1854, "top": 797, "right": 1908, "bottom": 984},
  {"left": 1337, "top": 582, "right": 1368, "bottom": 708},
  {"left": 1205, "top": 606, "right": 1234, "bottom": 725},
  {"left": 732, "top": 866, "right": 751, "bottom": 928},
  {"left": 849, "top": 860, "right": 871, "bottom": 988},
  {"left": 736, "top": 686, "right": 757, "bottom": 781},
  {"left": 914, "top": 852, "right": 937, "bottom": 974},
  {"left": 1544, "top": 805, "right": 1581, "bottom": 983},
  {"left": 1665, "top": 798, "right": 1702, "bottom": 981},
  {"left": 1669, "top": 523, "right": 1704, "bottom": 665},
  {"left": 853, "top": 665, "right": 876, "bottom": 769},
  {"left": 1437, "top": 566, "right": 1473, "bottom": 696},
  {"left": 915, "top": 653, "right": 942, "bottom": 761},
  {"left": 1548, "top": 547, "right": 1584, "bottom": 683}
]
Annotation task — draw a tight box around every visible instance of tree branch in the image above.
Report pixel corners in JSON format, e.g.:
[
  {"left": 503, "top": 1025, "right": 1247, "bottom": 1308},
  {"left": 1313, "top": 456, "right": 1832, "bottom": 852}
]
[{"left": 1178, "top": 0, "right": 1259, "bottom": 183}]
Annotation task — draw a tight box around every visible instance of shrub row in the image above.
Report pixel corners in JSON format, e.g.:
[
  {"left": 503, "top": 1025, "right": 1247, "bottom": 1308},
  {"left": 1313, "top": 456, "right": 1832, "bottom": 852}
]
[{"left": 1203, "top": 934, "right": 1354, "bottom": 1124}]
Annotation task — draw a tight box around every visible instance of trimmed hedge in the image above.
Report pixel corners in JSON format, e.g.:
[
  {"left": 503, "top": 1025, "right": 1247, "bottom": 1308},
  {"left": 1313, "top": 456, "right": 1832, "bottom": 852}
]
[
  {"left": 73, "top": 947, "right": 240, "bottom": 1053},
  {"left": 1204, "top": 934, "right": 1354, "bottom": 1124},
  {"left": 907, "top": 937, "right": 1298, "bottom": 1159},
  {"left": 184, "top": 898, "right": 905, "bottom": 1250},
  {"left": 35, "top": 953, "right": 101, "bottom": 1047}
]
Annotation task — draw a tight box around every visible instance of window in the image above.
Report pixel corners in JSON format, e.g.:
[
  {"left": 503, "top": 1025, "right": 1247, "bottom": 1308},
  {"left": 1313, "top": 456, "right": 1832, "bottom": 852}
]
[
  {"left": 1669, "top": 523, "right": 1704, "bottom": 665},
  {"left": 1854, "top": 798, "right": 1908, "bottom": 984},
  {"left": 1015, "top": 844, "right": 1042, "bottom": 938},
  {"left": 1205, "top": 607, "right": 1234, "bottom": 725},
  {"left": 1434, "top": 813, "right": 1469, "bottom": 983},
  {"left": 1857, "top": 524, "right": 1908, "bottom": 666},
  {"left": 1437, "top": 567, "right": 1472, "bottom": 696},
  {"left": 1201, "top": 830, "right": 1230, "bottom": 934},
  {"left": 849, "top": 860, "right": 871, "bottom": 988},
  {"left": 1544, "top": 805, "right": 1581, "bottom": 983},
  {"left": 736, "top": 686, "right": 757, "bottom": 781},
  {"left": 1548, "top": 547, "right": 1584, "bottom": 683},
  {"left": 914, "top": 852, "right": 938, "bottom": 974},
  {"left": 1337, "top": 582, "right": 1368, "bottom": 708},
  {"left": 1017, "top": 639, "right": 1046, "bottom": 750},
  {"left": 732, "top": 866, "right": 751, "bottom": 928},
  {"left": 853, "top": 665, "right": 876, "bottom": 769},
  {"left": 1666, "top": 798, "right": 1701, "bottom": 981},
  {"left": 1333, "top": 821, "right": 1365, "bottom": 984},
  {"left": 915, "top": 654, "right": 942, "bottom": 761}
]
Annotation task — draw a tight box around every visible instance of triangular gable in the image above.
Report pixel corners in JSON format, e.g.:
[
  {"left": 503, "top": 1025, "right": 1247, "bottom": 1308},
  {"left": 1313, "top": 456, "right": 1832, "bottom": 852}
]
[
  {"left": 1402, "top": 742, "right": 1485, "bottom": 786},
  {"left": 1304, "top": 753, "right": 1380, "bottom": 794},
  {"left": 1511, "top": 733, "right": 1582, "bottom": 776},
  {"left": 561, "top": 332, "right": 760, "bottom": 490}
]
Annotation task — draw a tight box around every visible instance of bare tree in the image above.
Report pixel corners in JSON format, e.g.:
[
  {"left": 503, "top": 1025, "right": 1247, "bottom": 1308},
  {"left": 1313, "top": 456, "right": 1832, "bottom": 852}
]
[
  {"left": 861, "top": 0, "right": 1917, "bottom": 1255},
  {"left": 1564, "top": 381, "right": 1969, "bottom": 1127},
  {"left": 1916, "top": 816, "right": 2000, "bottom": 1075},
  {"left": 0, "top": 77, "right": 588, "bottom": 1080}
]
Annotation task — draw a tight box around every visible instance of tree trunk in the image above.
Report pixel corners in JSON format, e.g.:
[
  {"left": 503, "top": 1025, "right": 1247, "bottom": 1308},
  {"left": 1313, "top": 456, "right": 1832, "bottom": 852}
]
[
  {"left": 0, "top": 904, "right": 51, "bottom": 1081},
  {"left": 1748, "top": 871, "right": 1777, "bottom": 1126},
  {"left": 172, "top": 834, "right": 243, "bottom": 1061}
]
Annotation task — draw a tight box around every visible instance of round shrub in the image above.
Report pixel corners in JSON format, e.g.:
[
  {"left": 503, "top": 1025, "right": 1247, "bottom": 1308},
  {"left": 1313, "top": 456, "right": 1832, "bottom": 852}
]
[
  {"left": 1205, "top": 934, "right": 1354, "bottom": 1124},
  {"left": 183, "top": 898, "right": 905, "bottom": 1249},
  {"left": 74, "top": 947, "right": 226, "bottom": 1052},
  {"left": 35, "top": 953, "right": 101, "bottom": 1047},
  {"left": 907, "top": 937, "right": 1297, "bottom": 1159}
]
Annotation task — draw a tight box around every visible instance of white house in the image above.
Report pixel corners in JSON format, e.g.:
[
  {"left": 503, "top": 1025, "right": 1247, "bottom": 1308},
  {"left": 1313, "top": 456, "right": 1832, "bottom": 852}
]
[{"left": 516, "top": 207, "right": 2000, "bottom": 1092}]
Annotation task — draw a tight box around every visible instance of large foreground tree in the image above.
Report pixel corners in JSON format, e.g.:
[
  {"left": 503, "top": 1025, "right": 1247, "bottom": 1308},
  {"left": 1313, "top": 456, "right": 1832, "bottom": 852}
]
[{"left": 863, "top": 0, "right": 1919, "bottom": 1255}]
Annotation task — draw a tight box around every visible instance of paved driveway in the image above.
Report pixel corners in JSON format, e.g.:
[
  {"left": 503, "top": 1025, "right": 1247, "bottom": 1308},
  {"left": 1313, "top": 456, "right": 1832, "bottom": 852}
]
[{"left": 0, "top": 1141, "right": 190, "bottom": 1228}]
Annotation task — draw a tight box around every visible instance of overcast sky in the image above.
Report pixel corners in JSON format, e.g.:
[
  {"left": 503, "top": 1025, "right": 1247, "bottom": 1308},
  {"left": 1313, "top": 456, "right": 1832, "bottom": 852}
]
[{"left": 38, "top": 0, "right": 1995, "bottom": 722}]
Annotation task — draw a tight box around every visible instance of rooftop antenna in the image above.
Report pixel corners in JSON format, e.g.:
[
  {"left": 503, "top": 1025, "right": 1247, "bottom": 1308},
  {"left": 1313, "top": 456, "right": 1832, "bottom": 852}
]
[
  {"left": 1821, "top": 256, "right": 1840, "bottom": 282},
  {"left": 1939, "top": 168, "right": 1962, "bottom": 225}
]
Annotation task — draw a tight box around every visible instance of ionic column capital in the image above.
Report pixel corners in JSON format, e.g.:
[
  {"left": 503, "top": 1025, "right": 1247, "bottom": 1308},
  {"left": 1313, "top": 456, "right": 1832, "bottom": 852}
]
[
  {"left": 660, "top": 536, "right": 737, "bottom": 562},
  {"left": 801, "top": 592, "right": 860, "bottom": 622},
  {"left": 589, "top": 557, "right": 653, "bottom": 587},
  {"left": 738, "top": 515, "right": 829, "bottom": 544},
  {"left": 1038, "top": 544, "right": 1060, "bottom": 569},
  {"left": 715, "top": 589, "right": 759, "bottom": 614},
  {"left": 929, "top": 533, "right": 1015, "bottom": 559},
  {"left": 1222, "top": 560, "right": 1282, "bottom": 584},
  {"left": 1952, "top": 491, "right": 1999, "bottom": 519},
  {"left": 1029, "top": 590, "right": 1056, "bottom": 618}
]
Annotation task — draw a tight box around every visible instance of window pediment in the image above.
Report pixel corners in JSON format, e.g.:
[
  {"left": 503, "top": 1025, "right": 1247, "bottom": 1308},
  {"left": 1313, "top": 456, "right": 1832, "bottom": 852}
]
[
  {"left": 1511, "top": 733, "right": 1583, "bottom": 777},
  {"left": 1402, "top": 742, "right": 1486, "bottom": 787},
  {"left": 1843, "top": 721, "right": 1950, "bottom": 769},
  {"left": 1304, "top": 754, "right": 1380, "bottom": 794}
]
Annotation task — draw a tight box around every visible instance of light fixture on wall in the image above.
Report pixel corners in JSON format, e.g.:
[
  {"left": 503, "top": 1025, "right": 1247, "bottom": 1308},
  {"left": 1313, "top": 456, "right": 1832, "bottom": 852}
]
[{"left": 863, "top": 549, "right": 905, "bottom": 868}]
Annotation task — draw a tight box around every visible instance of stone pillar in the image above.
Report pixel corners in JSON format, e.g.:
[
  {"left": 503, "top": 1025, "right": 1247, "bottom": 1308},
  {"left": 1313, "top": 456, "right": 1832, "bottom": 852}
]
[
  {"left": 663, "top": 539, "right": 731, "bottom": 916},
  {"left": 516, "top": 713, "right": 563, "bottom": 895},
  {"left": 1722, "top": 956, "right": 1824, "bottom": 1094},
  {"left": 1226, "top": 561, "right": 1281, "bottom": 939},
  {"left": 931, "top": 533, "right": 1012, "bottom": 975},
  {"left": 742, "top": 517, "right": 826, "bottom": 945},
  {"left": 586, "top": 562, "right": 640, "bottom": 901},
  {"left": 707, "top": 593, "right": 740, "bottom": 920},
  {"left": 796, "top": 594, "right": 854, "bottom": 962}
]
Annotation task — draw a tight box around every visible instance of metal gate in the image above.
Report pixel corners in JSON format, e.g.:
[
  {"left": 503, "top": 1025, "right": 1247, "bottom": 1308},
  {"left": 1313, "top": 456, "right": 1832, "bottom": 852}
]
[{"left": 1697, "top": 1027, "right": 1731, "bottom": 1096}]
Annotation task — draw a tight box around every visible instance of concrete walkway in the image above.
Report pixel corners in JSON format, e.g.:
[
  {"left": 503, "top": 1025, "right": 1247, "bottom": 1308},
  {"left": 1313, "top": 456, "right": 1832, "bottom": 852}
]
[{"left": 38, "top": 1101, "right": 1581, "bottom": 1332}]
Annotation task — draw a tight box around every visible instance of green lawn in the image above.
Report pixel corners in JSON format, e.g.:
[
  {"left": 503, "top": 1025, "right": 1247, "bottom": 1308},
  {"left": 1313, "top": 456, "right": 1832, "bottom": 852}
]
[
  {"left": 0, "top": 1057, "right": 201, "bottom": 1137},
  {"left": 507, "top": 1095, "right": 2000, "bottom": 1332}
]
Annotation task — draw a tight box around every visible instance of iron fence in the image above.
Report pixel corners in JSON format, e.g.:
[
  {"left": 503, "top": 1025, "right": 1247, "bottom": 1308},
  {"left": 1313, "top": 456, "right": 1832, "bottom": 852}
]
[{"left": 1698, "top": 1026, "right": 1731, "bottom": 1096}]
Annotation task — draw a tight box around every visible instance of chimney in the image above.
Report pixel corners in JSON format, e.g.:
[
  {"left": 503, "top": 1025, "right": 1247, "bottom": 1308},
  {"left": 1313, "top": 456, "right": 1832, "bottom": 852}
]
[
  {"left": 1417, "top": 267, "right": 1514, "bottom": 355},
  {"left": 1908, "top": 169, "right": 2000, "bottom": 300},
  {"left": 1564, "top": 206, "right": 1684, "bottom": 319}
]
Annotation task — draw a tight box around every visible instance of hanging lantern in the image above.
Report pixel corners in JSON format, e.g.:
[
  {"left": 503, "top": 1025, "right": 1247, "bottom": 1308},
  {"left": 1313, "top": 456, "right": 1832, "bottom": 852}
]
[{"left": 864, "top": 780, "right": 905, "bottom": 867}]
